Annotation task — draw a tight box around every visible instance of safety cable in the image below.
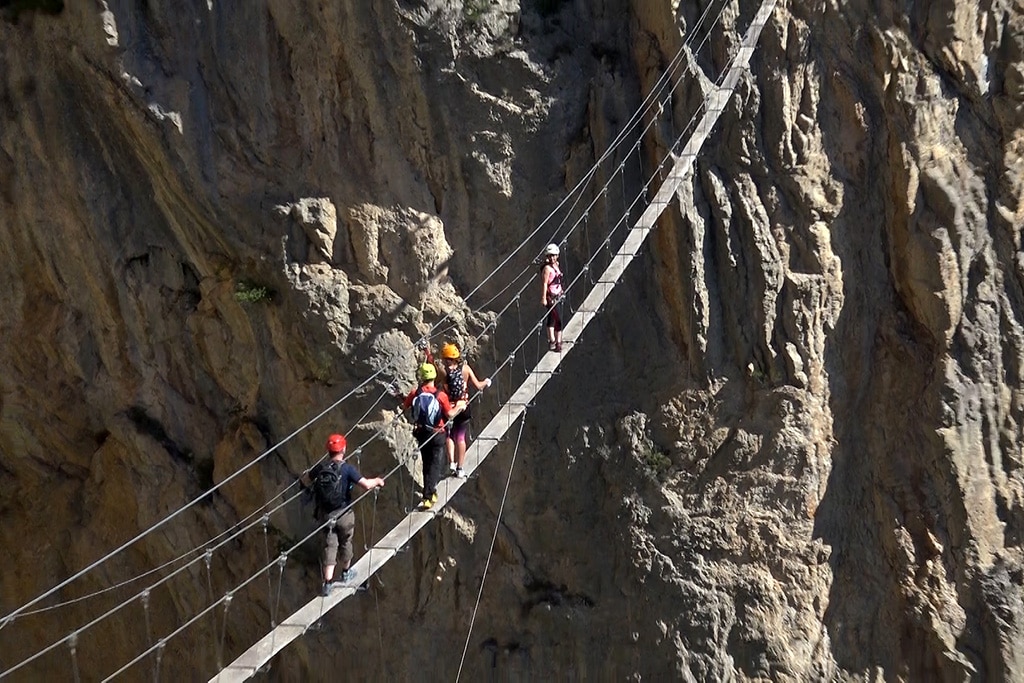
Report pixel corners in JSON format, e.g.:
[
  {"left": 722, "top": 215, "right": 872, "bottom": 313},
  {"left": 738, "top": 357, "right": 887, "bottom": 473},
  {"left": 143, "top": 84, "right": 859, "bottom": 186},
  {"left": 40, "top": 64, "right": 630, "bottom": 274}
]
[
  {"left": 426, "top": 45, "right": 736, "bottom": 430},
  {"left": 477, "top": 0, "right": 726, "bottom": 274},
  {"left": 79, "top": 81, "right": 721, "bottom": 673},
  {"left": 2, "top": 1, "right": 742, "bottom": 673},
  {"left": 5, "top": 410, "right": 422, "bottom": 681},
  {"left": 382, "top": 0, "right": 724, "bottom": 351},
  {"left": 455, "top": 410, "right": 526, "bottom": 682},
  {"left": 4, "top": 383, "right": 396, "bottom": 626},
  {"left": 7, "top": 0, "right": 730, "bottom": 627},
  {"left": 102, "top": 436, "right": 429, "bottom": 681},
  {"left": 0, "top": 481, "right": 304, "bottom": 679},
  {"left": 16, "top": 173, "right": 602, "bottom": 676},
  {"left": 0, "top": 370, "right": 392, "bottom": 624},
  {"left": 389, "top": 0, "right": 730, "bottom": 355},
  {"left": 531, "top": 0, "right": 727, "bottom": 253},
  {"left": 471, "top": 21, "right": 750, "bottom": 392}
]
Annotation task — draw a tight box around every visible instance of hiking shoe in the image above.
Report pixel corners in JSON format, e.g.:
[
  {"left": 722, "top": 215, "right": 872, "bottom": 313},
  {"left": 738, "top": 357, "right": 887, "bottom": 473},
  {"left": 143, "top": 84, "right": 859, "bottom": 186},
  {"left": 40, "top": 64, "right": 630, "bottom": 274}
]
[
  {"left": 548, "top": 342, "right": 557, "bottom": 352},
  {"left": 320, "top": 580, "right": 339, "bottom": 597},
  {"left": 340, "top": 569, "right": 356, "bottom": 583},
  {"left": 421, "top": 497, "right": 433, "bottom": 510},
  {"left": 456, "top": 467, "right": 468, "bottom": 479},
  {"left": 431, "top": 492, "right": 438, "bottom": 503},
  {"left": 449, "top": 462, "right": 457, "bottom": 474}
]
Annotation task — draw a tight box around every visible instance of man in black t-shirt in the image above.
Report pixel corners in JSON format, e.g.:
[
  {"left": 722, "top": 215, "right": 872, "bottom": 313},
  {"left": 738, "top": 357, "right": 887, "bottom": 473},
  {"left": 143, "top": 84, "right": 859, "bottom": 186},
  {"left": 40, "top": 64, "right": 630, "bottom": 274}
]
[{"left": 301, "top": 433, "right": 385, "bottom": 597}]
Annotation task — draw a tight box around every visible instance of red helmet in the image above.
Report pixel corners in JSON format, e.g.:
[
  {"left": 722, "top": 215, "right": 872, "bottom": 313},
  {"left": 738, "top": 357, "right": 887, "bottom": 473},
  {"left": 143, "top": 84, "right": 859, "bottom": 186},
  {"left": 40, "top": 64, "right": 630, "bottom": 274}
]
[{"left": 326, "top": 433, "right": 346, "bottom": 454}]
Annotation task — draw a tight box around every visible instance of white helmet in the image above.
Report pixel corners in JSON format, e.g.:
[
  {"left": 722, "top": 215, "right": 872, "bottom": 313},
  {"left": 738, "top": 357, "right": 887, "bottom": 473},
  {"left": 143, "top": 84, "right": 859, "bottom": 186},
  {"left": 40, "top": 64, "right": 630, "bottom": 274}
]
[{"left": 543, "top": 243, "right": 560, "bottom": 257}]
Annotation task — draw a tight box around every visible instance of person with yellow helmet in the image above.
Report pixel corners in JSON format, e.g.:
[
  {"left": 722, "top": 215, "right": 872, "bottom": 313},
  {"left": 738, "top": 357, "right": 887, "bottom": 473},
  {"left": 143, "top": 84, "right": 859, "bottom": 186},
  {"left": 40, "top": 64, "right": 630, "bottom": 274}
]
[
  {"left": 540, "top": 243, "right": 564, "bottom": 351},
  {"left": 401, "top": 361, "right": 453, "bottom": 509},
  {"left": 439, "top": 342, "right": 491, "bottom": 478}
]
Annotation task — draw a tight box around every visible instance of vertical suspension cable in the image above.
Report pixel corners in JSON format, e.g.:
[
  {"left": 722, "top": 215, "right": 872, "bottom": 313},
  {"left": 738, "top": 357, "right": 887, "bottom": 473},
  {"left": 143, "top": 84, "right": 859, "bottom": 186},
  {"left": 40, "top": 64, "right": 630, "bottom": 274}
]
[
  {"left": 354, "top": 450, "right": 369, "bottom": 547},
  {"left": 534, "top": 320, "right": 541, "bottom": 393},
  {"left": 505, "top": 357, "right": 514, "bottom": 433},
  {"left": 633, "top": 139, "right": 647, "bottom": 242},
  {"left": 563, "top": 242, "right": 573, "bottom": 318},
  {"left": 217, "top": 592, "right": 232, "bottom": 670},
  {"left": 152, "top": 639, "right": 166, "bottom": 683},
  {"left": 141, "top": 588, "right": 153, "bottom": 649},
  {"left": 203, "top": 549, "right": 217, "bottom": 672},
  {"left": 4, "top": 0, "right": 737, "bottom": 643},
  {"left": 515, "top": 294, "right": 524, "bottom": 379},
  {"left": 487, "top": 327, "right": 499, "bottom": 422},
  {"left": 398, "top": 442, "right": 416, "bottom": 557},
  {"left": 455, "top": 412, "right": 527, "bottom": 682},
  {"left": 583, "top": 214, "right": 593, "bottom": 286},
  {"left": 139, "top": 588, "right": 156, "bottom": 682},
  {"left": 271, "top": 554, "right": 287, "bottom": 629},
  {"left": 373, "top": 578, "right": 385, "bottom": 678},
  {"left": 81, "top": 6, "right": 774, "bottom": 679},
  {"left": 260, "top": 514, "right": 274, "bottom": 629},
  {"left": 67, "top": 632, "right": 81, "bottom": 683},
  {"left": 521, "top": 328, "right": 529, "bottom": 376},
  {"left": 362, "top": 489, "right": 379, "bottom": 590},
  {"left": 440, "top": 430, "right": 451, "bottom": 507}
]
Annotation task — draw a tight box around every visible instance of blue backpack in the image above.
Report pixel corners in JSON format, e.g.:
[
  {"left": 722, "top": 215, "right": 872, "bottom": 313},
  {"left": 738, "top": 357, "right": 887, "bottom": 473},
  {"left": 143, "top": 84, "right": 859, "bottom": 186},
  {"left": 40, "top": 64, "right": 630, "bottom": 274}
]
[{"left": 411, "top": 388, "right": 442, "bottom": 431}]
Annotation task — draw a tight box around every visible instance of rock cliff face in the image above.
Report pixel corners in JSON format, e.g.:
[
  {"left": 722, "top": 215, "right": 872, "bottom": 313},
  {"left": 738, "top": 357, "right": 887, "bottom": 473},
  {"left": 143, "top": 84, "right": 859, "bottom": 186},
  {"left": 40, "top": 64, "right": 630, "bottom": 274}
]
[{"left": 1, "top": 0, "right": 1022, "bottom": 680}]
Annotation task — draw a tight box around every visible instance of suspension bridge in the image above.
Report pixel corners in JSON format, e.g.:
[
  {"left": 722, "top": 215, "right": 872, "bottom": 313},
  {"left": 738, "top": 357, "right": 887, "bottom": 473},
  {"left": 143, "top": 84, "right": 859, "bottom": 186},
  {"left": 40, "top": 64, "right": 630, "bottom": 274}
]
[{"left": 0, "top": 1, "right": 778, "bottom": 679}]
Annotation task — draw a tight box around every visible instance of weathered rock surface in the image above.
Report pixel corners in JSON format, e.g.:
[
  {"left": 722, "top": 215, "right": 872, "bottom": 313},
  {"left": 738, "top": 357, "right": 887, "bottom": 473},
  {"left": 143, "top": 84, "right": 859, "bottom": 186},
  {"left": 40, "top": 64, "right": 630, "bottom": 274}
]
[{"left": 0, "top": 0, "right": 1021, "bottom": 681}]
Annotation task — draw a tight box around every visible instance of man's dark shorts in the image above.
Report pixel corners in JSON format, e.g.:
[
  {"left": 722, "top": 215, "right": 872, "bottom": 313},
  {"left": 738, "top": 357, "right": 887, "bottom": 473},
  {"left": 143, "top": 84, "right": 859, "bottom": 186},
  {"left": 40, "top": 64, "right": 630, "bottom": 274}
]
[{"left": 323, "top": 509, "right": 356, "bottom": 567}]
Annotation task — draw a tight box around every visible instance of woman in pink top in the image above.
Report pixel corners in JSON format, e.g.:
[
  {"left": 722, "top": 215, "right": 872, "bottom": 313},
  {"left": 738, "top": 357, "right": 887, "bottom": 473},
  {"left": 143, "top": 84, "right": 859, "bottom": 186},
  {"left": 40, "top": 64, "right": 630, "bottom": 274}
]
[{"left": 540, "top": 243, "right": 564, "bottom": 351}]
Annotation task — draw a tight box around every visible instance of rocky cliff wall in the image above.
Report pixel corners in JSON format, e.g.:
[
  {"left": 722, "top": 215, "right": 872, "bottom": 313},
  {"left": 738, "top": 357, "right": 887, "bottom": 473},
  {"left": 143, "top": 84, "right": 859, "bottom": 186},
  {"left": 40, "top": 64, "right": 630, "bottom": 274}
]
[{"left": 0, "top": 0, "right": 1021, "bottom": 680}]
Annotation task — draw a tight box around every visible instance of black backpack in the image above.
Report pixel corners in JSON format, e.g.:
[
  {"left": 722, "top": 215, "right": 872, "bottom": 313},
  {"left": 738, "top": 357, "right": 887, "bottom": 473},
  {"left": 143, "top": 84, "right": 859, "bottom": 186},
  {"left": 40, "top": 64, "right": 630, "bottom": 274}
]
[
  {"left": 312, "top": 461, "right": 348, "bottom": 512},
  {"left": 446, "top": 361, "right": 466, "bottom": 400}
]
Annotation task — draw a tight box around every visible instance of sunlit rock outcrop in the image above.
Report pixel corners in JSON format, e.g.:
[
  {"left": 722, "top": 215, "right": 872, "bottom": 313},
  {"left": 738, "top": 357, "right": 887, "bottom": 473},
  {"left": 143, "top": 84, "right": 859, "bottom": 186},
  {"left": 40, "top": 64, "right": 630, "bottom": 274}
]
[{"left": 0, "top": 0, "right": 1020, "bottom": 680}]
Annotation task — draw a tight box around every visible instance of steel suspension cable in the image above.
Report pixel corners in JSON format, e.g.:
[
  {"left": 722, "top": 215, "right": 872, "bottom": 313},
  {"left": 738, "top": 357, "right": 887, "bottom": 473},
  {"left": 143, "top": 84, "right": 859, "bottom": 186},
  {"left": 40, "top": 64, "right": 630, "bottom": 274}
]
[
  {"left": 455, "top": 412, "right": 527, "bottom": 682},
  {"left": 6, "top": 0, "right": 732, "bottom": 627},
  {"left": 4, "top": 4, "right": 744, "bottom": 675}
]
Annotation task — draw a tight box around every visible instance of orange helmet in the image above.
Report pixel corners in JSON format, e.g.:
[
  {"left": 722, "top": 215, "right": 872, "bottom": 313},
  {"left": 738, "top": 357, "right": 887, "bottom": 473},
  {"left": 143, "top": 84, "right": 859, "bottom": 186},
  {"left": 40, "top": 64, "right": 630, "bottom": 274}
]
[
  {"left": 441, "top": 343, "right": 461, "bottom": 360},
  {"left": 326, "top": 433, "right": 347, "bottom": 454}
]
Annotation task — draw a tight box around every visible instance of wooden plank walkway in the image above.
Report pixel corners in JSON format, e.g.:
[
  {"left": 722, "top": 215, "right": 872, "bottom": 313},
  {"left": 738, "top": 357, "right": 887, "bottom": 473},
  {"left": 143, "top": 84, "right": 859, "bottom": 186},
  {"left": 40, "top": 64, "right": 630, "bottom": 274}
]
[{"left": 211, "top": 2, "right": 776, "bottom": 679}]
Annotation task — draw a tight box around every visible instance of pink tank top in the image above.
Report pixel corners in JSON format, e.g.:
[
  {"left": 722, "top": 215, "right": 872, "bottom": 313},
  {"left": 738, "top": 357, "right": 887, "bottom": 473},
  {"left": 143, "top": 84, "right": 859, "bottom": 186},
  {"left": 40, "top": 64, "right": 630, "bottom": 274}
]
[{"left": 546, "top": 264, "right": 563, "bottom": 298}]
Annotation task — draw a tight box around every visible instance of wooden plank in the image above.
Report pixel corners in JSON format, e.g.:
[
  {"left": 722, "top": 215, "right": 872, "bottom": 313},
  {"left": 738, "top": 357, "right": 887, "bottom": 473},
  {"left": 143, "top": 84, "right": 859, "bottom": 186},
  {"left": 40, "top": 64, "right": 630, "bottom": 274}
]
[{"left": 211, "top": 3, "right": 776, "bottom": 679}]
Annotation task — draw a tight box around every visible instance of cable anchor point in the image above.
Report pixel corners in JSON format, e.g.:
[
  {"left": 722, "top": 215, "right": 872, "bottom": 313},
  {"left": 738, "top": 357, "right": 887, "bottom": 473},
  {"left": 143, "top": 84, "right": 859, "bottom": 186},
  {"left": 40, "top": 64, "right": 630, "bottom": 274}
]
[{"left": 155, "top": 637, "right": 167, "bottom": 668}]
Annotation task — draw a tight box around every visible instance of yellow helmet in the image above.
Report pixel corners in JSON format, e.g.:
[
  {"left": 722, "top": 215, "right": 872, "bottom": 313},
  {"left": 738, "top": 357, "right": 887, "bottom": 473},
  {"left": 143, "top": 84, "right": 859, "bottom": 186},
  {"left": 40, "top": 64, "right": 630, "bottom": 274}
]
[
  {"left": 417, "top": 362, "right": 437, "bottom": 382},
  {"left": 441, "top": 343, "right": 461, "bottom": 360}
]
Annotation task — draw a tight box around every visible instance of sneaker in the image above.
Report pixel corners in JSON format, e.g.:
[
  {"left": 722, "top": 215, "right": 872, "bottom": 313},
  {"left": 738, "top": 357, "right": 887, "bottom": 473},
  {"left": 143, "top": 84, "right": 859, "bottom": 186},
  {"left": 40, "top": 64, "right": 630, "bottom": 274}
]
[
  {"left": 340, "top": 568, "right": 356, "bottom": 583},
  {"left": 320, "top": 580, "right": 338, "bottom": 597},
  {"left": 555, "top": 342, "right": 563, "bottom": 352},
  {"left": 548, "top": 342, "right": 557, "bottom": 352},
  {"left": 456, "top": 467, "right": 468, "bottom": 479},
  {"left": 449, "top": 462, "right": 457, "bottom": 474},
  {"left": 421, "top": 497, "right": 433, "bottom": 510},
  {"left": 431, "top": 492, "right": 438, "bottom": 503}
]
